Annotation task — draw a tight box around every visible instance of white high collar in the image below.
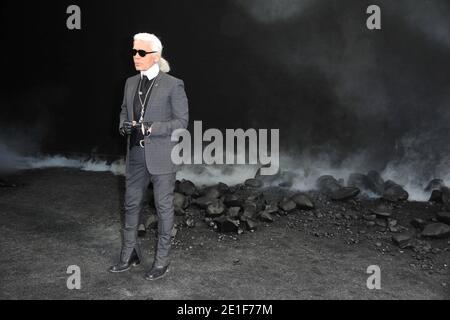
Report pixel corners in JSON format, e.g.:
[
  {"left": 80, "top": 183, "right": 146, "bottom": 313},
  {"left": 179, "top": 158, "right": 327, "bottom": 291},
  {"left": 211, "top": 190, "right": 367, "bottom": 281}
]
[{"left": 140, "top": 63, "right": 160, "bottom": 80}]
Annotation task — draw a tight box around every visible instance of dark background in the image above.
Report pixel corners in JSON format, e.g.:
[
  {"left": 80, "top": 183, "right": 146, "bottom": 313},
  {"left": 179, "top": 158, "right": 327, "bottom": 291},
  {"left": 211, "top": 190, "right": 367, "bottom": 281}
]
[{"left": 0, "top": 0, "right": 449, "bottom": 172}]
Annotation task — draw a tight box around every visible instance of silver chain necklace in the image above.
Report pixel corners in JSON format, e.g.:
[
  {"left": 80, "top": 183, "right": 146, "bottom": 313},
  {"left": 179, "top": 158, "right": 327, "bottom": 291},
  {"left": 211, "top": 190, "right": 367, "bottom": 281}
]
[{"left": 138, "top": 76, "right": 156, "bottom": 123}]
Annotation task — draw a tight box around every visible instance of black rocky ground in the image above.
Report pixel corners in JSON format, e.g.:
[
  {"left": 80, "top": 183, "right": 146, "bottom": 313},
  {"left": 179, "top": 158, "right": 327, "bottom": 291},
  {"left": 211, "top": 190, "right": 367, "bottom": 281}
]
[{"left": 0, "top": 168, "right": 449, "bottom": 299}]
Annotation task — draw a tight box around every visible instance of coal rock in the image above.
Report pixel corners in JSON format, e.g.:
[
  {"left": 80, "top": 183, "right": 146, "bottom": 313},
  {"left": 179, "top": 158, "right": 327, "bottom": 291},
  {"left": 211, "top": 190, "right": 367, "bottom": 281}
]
[
  {"left": 441, "top": 187, "right": 450, "bottom": 211},
  {"left": 185, "top": 217, "right": 196, "bottom": 228},
  {"left": 264, "top": 204, "right": 279, "bottom": 214},
  {"left": 206, "top": 199, "right": 226, "bottom": 217},
  {"left": 245, "top": 178, "right": 263, "bottom": 188},
  {"left": 424, "top": 179, "right": 445, "bottom": 192},
  {"left": 259, "top": 211, "right": 275, "bottom": 222},
  {"left": 193, "top": 196, "right": 216, "bottom": 209},
  {"left": 389, "top": 226, "right": 400, "bottom": 233},
  {"left": 410, "top": 218, "right": 427, "bottom": 230},
  {"left": 291, "top": 193, "right": 315, "bottom": 210},
  {"left": 347, "top": 173, "right": 365, "bottom": 186},
  {"left": 421, "top": 223, "right": 450, "bottom": 239},
  {"left": 217, "top": 182, "right": 230, "bottom": 194},
  {"left": 174, "top": 192, "right": 189, "bottom": 215},
  {"left": 214, "top": 217, "right": 240, "bottom": 233},
  {"left": 241, "top": 202, "right": 258, "bottom": 221},
  {"left": 227, "top": 207, "right": 241, "bottom": 219},
  {"left": 429, "top": 190, "right": 443, "bottom": 203},
  {"left": 330, "top": 187, "right": 360, "bottom": 201},
  {"left": 243, "top": 218, "right": 258, "bottom": 231},
  {"left": 261, "top": 189, "right": 285, "bottom": 205},
  {"left": 382, "top": 181, "right": 409, "bottom": 202},
  {"left": 223, "top": 194, "right": 243, "bottom": 208},
  {"left": 392, "top": 232, "right": 414, "bottom": 248},
  {"left": 201, "top": 186, "right": 222, "bottom": 199},
  {"left": 371, "top": 205, "right": 392, "bottom": 219},
  {"left": 436, "top": 212, "right": 450, "bottom": 225},
  {"left": 376, "top": 219, "right": 388, "bottom": 228},
  {"left": 178, "top": 179, "right": 197, "bottom": 196},
  {"left": 278, "top": 181, "right": 292, "bottom": 188},
  {"left": 384, "top": 180, "right": 398, "bottom": 190},
  {"left": 278, "top": 171, "right": 297, "bottom": 188},
  {"left": 388, "top": 219, "right": 398, "bottom": 227},
  {"left": 246, "top": 196, "right": 265, "bottom": 212},
  {"left": 317, "top": 175, "right": 342, "bottom": 194},
  {"left": 348, "top": 173, "right": 378, "bottom": 194},
  {"left": 279, "top": 198, "right": 297, "bottom": 212},
  {"left": 363, "top": 214, "right": 377, "bottom": 221},
  {"left": 366, "top": 170, "right": 385, "bottom": 195}
]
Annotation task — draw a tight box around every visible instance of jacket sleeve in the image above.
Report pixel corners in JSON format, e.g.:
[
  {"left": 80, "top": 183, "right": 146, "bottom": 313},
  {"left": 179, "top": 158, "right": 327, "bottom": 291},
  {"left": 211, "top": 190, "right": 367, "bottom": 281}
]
[
  {"left": 150, "top": 79, "right": 189, "bottom": 137},
  {"left": 119, "top": 79, "right": 129, "bottom": 131}
]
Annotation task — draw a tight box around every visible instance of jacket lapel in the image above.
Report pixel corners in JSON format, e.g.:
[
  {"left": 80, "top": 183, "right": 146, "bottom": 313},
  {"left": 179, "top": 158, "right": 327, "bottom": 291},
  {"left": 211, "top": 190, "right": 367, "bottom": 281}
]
[
  {"left": 143, "top": 71, "right": 164, "bottom": 122},
  {"left": 126, "top": 72, "right": 164, "bottom": 123},
  {"left": 126, "top": 75, "right": 140, "bottom": 122}
]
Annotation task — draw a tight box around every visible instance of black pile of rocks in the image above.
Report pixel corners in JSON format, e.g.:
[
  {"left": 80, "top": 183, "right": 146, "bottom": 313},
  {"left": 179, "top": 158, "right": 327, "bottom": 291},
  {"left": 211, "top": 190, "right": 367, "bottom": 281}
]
[
  {"left": 426, "top": 179, "right": 450, "bottom": 211},
  {"left": 171, "top": 177, "right": 316, "bottom": 235},
  {"left": 140, "top": 168, "right": 450, "bottom": 258}
]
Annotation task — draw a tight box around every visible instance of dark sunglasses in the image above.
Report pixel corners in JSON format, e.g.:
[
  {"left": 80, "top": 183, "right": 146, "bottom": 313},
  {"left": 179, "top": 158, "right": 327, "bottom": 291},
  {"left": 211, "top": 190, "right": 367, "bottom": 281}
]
[{"left": 132, "top": 49, "right": 157, "bottom": 57}]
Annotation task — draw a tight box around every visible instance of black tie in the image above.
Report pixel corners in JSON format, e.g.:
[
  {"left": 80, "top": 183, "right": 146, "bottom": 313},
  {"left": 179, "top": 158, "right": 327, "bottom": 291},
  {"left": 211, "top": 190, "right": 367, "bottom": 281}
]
[{"left": 140, "top": 75, "right": 149, "bottom": 95}]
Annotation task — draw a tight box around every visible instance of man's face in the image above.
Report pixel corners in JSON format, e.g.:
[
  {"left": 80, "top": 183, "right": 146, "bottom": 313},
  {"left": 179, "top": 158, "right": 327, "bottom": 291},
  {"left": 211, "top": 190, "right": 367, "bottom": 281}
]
[{"left": 133, "top": 40, "right": 159, "bottom": 71}]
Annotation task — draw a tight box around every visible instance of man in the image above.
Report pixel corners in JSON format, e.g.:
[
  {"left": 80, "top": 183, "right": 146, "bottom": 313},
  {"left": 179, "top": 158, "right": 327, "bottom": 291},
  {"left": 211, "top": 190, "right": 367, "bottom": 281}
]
[{"left": 109, "top": 33, "right": 189, "bottom": 281}]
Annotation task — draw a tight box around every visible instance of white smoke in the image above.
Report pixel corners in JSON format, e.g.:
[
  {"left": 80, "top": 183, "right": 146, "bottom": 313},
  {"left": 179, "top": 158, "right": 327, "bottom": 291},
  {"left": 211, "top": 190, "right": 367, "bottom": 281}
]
[
  {"left": 0, "top": 144, "right": 125, "bottom": 176},
  {"left": 1, "top": 140, "right": 448, "bottom": 201},
  {"left": 23, "top": 155, "right": 126, "bottom": 176},
  {"left": 379, "top": 130, "right": 450, "bottom": 201}
]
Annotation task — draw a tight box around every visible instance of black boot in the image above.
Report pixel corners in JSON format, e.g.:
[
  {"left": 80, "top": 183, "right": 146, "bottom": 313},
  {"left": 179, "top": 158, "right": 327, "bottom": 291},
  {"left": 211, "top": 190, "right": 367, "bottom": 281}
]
[
  {"left": 108, "top": 249, "right": 141, "bottom": 273},
  {"left": 144, "top": 263, "right": 170, "bottom": 281}
]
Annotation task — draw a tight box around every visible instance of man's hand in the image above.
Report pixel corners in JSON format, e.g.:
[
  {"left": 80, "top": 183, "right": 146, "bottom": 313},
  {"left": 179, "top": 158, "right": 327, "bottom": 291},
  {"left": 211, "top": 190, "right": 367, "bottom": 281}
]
[
  {"left": 120, "top": 121, "right": 137, "bottom": 136},
  {"left": 141, "top": 122, "right": 154, "bottom": 137}
]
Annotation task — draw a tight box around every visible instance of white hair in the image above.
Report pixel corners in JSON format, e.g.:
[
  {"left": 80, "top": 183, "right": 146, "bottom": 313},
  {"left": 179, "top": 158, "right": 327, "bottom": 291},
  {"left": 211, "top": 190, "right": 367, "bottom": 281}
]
[{"left": 133, "top": 33, "right": 171, "bottom": 73}]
